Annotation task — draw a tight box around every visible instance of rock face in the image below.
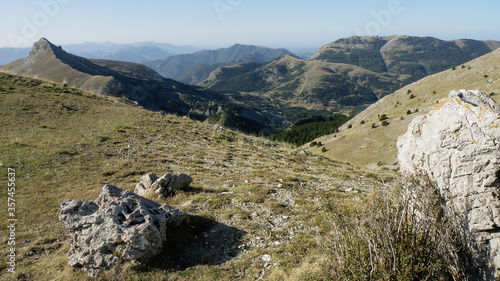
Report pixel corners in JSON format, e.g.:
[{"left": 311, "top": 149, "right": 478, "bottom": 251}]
[
  {"left": 397, "top": 89, "right": 500, "bottom": 277},
  {"left": 134, "top": 173, "right": 192, "bottom": 197},
  {"left": 59, "top": 185, "right": 187, "bottom": 277}
]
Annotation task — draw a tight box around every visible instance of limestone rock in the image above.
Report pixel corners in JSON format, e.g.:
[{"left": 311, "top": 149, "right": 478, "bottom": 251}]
[
  {"left": 134, "top": 173, "right": 192, "bottom": 197},
  {"left": 397, "top": 89, "right": 500, "bottom": 277},
  {"left": 59, "top": 184, "right": 187, "bottom": 277},
  {"left": 134, "top": 173, "right": 158, "bottom": 196}
]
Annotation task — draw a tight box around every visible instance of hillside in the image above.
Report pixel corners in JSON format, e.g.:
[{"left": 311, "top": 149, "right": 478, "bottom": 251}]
[
  {"left": 0, "top": 38, "right": 203, "bottom": 110},
  {"left": 311, "top": 35, "right": 500, "bottom": 83},
  {"left": 0, "top": 38, "right": 288, "bottom": 135},
  {"left": 306, "top": 47, "right": 500, "bottom": 167},
  {"left": 144, "top": 44, "right": 294, "bottom": 82},
  {"left": 0, "top": 72, "right": 399, "bottom": 280},
  {"left": 200, "top": 54, "right": 403, "bottom": 112}
]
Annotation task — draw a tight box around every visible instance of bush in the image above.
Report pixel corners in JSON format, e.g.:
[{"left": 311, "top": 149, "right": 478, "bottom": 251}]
[
  {"left": 321, "top": 147, "right": 327, "bottom": 153},
  {"left": 321, "top": 175, "right": 474, "bottom": 280},
  {"left": 381, "top": 120, "right": 389, "bottom": 126},
  {"left": 371, "top": 123, "right": 377, "bottom": 128},
  {"left": 410, "top": 94, "right": 416, "bottom": 99},
  {"left": 407, "top": 109, "right": 412, "bottom": 115},
  {"left": 379, "top": 114, "right": 388, "bottom": 121}
]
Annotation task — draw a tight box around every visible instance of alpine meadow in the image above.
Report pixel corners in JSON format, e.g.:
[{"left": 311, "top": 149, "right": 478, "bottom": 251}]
[{"left": 2, "top": 1, "right": 500, "bottom": 280}]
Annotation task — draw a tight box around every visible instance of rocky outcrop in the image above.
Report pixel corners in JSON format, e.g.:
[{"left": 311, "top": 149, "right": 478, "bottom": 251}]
[
  {"left": 134, "top": 173, "right": 193, "bottom": 198},
  {"left": 59, "top": 185, "right": 187, "bottom": 277},
  {"left": 397, "top": 89, "right": 500, "bottom": 278}
]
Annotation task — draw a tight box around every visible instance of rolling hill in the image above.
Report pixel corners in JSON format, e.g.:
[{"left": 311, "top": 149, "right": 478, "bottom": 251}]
[
  {"left": 306, "top": 47, "right": 500, "bottom": 167},
  {"left": 200, "top": 54, "right": 404, "bottom": 112},
  {"left": 144, "top": 44, "right": 294, "bottom": 83}
]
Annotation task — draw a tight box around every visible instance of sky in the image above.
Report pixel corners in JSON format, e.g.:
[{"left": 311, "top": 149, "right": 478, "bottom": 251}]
[{"left": 1, "top": 0, "right": 500, "bottom": 50}]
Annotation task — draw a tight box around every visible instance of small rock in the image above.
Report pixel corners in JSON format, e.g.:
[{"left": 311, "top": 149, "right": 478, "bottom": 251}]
[
  {"left": 261, "top": 254, "right": 271, "bottom": 262},
  {"left": 134, "top": 172, "right": 192, "bottom": 197}
]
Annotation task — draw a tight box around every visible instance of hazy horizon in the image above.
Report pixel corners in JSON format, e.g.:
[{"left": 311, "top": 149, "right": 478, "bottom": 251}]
[{"left": 1, "top": 0, "right": 500, "bottom": 49}]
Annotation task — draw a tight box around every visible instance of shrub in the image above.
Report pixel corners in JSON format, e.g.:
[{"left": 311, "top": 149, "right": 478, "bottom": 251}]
[
  {"left": 379, "top": 114, "right": 388, "bottom": 121},
  {"left": 321, "top": 176, "right": 475, "bottom": 280},
  {"left": 347, "top": 124, "right": 352, "bottom": 129},
  {"left": 360, "top": 120, "right": 365, "bottom": 125},
  {"left": 371, "top": 123, "right": 377, "bottom": 128},
  {"left": 407, "top": 109, "right": 412, "bottom": 115},
  {"left": 321, "top": 147, "right": 327, "bottom": 153},
  {"left": 310, "top": 141, "right": 318, "bottom": 147},
  {"left": 410, "top": 94, "right": 416, "bottom": 99},
  {"left": 381, "top": 120, "right": 389, "bottom": 126}
]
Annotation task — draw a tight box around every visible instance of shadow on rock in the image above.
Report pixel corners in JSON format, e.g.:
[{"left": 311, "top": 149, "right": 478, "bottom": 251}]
[{"left": 143, "top": 214, "right": 247, "bottom": 271}]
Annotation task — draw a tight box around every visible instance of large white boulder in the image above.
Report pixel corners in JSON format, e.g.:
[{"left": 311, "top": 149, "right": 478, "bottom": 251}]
[{"left": 397, "top": 89, "right": 500, "bottom": 277}]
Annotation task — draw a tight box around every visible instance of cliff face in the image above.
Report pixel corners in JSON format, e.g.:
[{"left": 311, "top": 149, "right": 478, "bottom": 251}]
[{"left": 398, "top": 89, "right": 500, "bottom": 278}]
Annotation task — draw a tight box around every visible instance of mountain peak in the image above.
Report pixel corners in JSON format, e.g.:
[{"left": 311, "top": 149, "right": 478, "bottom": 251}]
[{"left": 29, "top": 37, "right": 61, "bottom": 57}]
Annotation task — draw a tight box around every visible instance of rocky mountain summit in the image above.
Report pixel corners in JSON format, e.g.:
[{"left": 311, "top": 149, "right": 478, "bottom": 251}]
[{"left": 398, "top": 89, "right": 500, "bottom": 278}]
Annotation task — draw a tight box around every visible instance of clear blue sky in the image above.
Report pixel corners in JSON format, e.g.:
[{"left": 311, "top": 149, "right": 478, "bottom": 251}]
[{"left": 1, "top": 0, "right": 499, "bottom": 49}]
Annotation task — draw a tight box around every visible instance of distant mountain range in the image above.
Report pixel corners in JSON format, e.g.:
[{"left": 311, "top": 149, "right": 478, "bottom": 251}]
[
  {"left": 1, "top": 35, "right": 499, "bottom": 140},
  {"left": 0, "top": 38, "right": 286, "bottom": 135},
  {"left": 0, "top": 41, "right": 199, "bottom": 65},
  {"left": 62, "top": 41, "right": 199, "bottom": 63},
  {"left": 199, "top": 54, "right": 402, "bottom": 112},
  {"left": 200, "top": 35, "right": 500, "bottom": 113},
  {"left": 143, "top": 44, "right": 295, "bottom": 84}
]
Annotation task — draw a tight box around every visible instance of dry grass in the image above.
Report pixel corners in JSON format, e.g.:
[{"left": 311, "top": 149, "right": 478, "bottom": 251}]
[
  {"left": 0, "top": 72, "right": 396, "bottom": 280},
  {"left": 310, "top": 48, "right": 500, "bottom": 167}
]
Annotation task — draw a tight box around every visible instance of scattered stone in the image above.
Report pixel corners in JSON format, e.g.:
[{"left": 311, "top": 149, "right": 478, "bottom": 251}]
[
  {"left": 134, "top": 172, "right": 192, "bottom": 197},
  {"left": 59, "top": 184, "right": 187, "bottom": 277},
  {"left": 261, "top": 254, "right": 271, "bottom": 262},
  {"left": 397, "top": 89, "right": 500, "bottom": 278}
]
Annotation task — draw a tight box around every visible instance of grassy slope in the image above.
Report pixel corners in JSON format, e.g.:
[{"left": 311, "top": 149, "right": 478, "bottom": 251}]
[
  {"left": 307, "top": 48, "right": 500, "bottom": 167},
  {"left": 0, "top": 72, "right": 393, "bottom": 280}
]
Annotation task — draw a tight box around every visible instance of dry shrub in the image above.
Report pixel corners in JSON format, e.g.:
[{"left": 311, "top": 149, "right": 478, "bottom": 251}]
[{"left": 321, "top": 175, "right": 475, "bottom": 280}]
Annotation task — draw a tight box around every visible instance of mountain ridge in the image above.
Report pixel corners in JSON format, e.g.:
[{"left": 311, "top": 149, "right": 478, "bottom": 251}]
[
  {"left": 200, "top": 53, "right": 403, "bottom": 112},
  {"left": 144, "top": 44, "right": 295, "bottom": 82},
  {"left": 311, "top": 35, "right": 500, "bottom": 83},
  {"left": 306, "top": 46, "right": 500, "bottom": 167}
]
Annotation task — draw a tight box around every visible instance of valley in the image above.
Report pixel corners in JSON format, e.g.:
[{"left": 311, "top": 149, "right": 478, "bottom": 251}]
[{"left": 1, "top": 33, "right": 500, "bottom": 280}]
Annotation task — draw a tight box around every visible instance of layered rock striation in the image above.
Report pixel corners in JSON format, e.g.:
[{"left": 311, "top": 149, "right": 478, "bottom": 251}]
[{"left": 397, "top": 89, "right": 500, "bottom": 277}]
